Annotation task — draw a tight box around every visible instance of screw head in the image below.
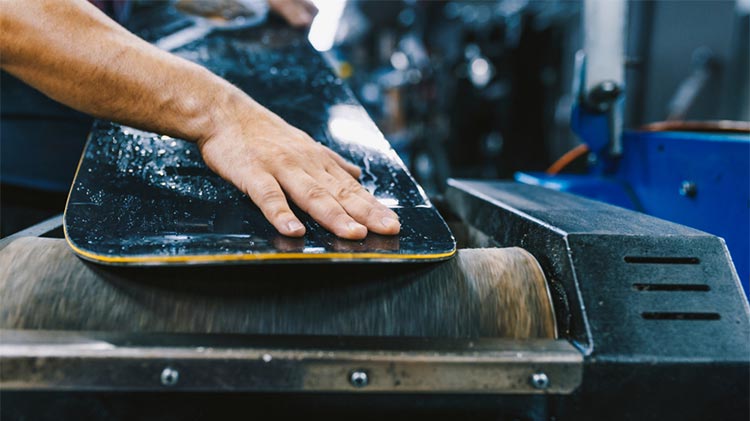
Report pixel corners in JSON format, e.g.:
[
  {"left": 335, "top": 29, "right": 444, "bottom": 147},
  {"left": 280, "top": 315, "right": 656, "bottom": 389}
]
[
  {"left": 349, "top": 369, "right": 369, "bottom": 388},
  {"left": 160, "top": 367, "right": 179, "bottom": 387},
  {"left": 587, "top": 80, "right": 622, "bottom": 111},
  {"left": 679, "top": 180, "right": 697, "bottom": 198},
  {"left": 530, "top": 372, "right": 550, "bottom": 390}
]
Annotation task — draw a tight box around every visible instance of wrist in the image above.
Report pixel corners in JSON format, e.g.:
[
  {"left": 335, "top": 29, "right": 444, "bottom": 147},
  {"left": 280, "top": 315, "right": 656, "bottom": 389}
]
[{"left": 178, "top": 66, "right": 255, "bottom": 145}]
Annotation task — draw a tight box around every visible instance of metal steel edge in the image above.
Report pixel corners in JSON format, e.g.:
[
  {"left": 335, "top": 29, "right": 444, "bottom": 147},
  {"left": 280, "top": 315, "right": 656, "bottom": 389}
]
[{"left": 0, "top": 330, "right": 582, "bottom": 394}]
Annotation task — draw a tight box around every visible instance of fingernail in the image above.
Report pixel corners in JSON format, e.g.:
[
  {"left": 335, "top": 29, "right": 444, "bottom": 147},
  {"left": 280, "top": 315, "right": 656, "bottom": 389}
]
[
  {"left": 381, "top": 217, "right": 400, "bottom": 230},
  {"left": 287, "top": 220, "right": 304, "bottom": 232}
]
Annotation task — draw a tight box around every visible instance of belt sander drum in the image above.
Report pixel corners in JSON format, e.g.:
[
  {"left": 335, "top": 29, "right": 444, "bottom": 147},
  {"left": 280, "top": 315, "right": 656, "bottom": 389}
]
[{"left": 0, "top": 237, "right": 557, "bottom": 339}]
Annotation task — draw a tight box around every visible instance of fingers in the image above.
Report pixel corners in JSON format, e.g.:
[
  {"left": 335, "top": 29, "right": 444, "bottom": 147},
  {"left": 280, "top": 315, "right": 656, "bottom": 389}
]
[
  {"left": 268, "top": 0, "right": 316, "bottom": 27},
  {"left": 299, "top": 0, "right": 318, "bottom": 17},
  {"left": 322, "top": 166, "right": 400, "bottom": 235},
  {"left": 243, "top": 171, "right": 306, "bottom": 237},
  {"left": 324, "top": 147, "right": 361, "bottom": 178},
  {"left": 198, "top": 109, "right": 400, "bottom": 240},
  {"left": 273, "top": 143, "right": 399, "bottom": 239},
  {"left": 278, "top": 171, "right": 368, "bottom": 239}
]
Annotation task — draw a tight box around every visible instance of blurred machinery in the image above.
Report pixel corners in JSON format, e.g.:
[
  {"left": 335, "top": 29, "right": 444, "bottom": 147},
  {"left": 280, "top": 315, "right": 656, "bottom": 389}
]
[
  {"left": 316, "top": 0, "right": 750, "bottom": 296},
  {"left": 512, "top": 0, "right": 750, "bottom": 297},
  {"left": 323, "top": 0, "right": 579, "bottom": 192}
]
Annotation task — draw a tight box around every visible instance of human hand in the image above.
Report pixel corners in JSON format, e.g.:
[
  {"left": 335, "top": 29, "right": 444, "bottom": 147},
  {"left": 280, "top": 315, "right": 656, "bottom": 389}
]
[
  {"left": 268, "top": 0, "right": 318, "bottom": 28},
  {"left": 197, "top": 104, "right": 401, "bottom": 240},
  {"left": 175, "top": 0, "right": 262, "bottom": 21},
  {"left": 175, "top": 0, "right": 318, "bottom": 28}
]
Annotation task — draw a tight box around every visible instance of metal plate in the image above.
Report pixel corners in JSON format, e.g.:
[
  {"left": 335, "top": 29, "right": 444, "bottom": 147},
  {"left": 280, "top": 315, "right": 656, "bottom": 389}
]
[
  {"left": 63, "top": 25, "right": 455, "bottom": 266},
  {"left": 0, "top": 330, "right": 582, "bottom": 394}
]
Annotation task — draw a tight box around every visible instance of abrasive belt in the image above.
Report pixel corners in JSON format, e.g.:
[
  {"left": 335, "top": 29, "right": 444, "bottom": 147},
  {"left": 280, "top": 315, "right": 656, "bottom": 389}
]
[{"left": 0, "top": 237, "right": 556, "bottom": 339}]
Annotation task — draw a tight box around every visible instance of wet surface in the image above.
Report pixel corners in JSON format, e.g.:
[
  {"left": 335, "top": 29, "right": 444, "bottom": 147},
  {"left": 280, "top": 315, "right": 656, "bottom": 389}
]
[{"left": 65, "top": 11, "right": 455, "bottom": 265}]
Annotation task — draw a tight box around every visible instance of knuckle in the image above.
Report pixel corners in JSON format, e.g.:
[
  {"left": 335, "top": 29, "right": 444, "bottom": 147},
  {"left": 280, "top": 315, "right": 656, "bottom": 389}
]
[
  {"left": 346, "top": 178, "right": 364, "bottom": 190},
  {"left": 277, "top": 154, "right": 297, "bottom": 169},
  {"left": 347, "top": 163, "right": 361, "bottom": 173},
  {"left": 334, "top": 184, "right": 357, "bottom": 201},
  {"left": 305, "top": 185, "right": 330, "bottom": 201},
  {"left": 322, "top": 158, "right": 338, "bottom": 171},
  {"left": 269, "top": 207, "right": 290, "bottom": 220},
  {"left": 363, "top": 204, "right": 379, "bottom": 219},
  {"left": 259, "top": 186, "right": 285, "bottom": 204},
  {"left": 324, "top": 208, "right": 348, "bottom": 225},
  {"left": 256, "top": 145, "right": 280, "bottom": 163}
]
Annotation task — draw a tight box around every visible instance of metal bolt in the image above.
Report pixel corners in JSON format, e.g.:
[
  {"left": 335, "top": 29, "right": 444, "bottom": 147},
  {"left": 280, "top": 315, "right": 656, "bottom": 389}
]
[
  {"left": 530, "top": 372, "right": 550, "bottom": 390},
  {"left": 587, "top": 80, "right": 622, "bottom": 112},
  {"left": 160, "top": 367, "right": 179, "bottom": 387},
  {"left": 679, "top": 180, "right": 697, "bottom": 198},
  {"left": 349, "top": 369, "right": 369, "bottom": 388}
]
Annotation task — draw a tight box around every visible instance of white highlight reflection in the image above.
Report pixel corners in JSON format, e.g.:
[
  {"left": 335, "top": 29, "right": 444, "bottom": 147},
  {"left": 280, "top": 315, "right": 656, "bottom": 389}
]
[
  {"left": 377, "top": 198, "right": 400, "bottom": 208},
  {"left": 308, "top": 0, "right": 347, "bottom": 51},
  {"left": 327, "top": 104, "right": 391, "bottom": 152}
]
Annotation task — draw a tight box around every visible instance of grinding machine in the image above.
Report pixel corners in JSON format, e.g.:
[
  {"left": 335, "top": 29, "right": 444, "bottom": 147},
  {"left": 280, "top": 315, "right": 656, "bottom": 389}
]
[
  {"left": 1, "top": 4, "right": 749, "bottom": 421},
  {"left": 2, "top": 180, "right": 748, "bottom": 420}
]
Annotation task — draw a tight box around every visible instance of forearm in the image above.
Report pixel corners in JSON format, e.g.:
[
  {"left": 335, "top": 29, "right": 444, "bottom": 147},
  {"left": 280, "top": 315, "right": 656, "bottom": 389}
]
[
  {"left": 0, "top": 0, "right": 400, "bottom": 240},
  {"left": 0, "top": 0, "right": 253, "bottom": 143}
]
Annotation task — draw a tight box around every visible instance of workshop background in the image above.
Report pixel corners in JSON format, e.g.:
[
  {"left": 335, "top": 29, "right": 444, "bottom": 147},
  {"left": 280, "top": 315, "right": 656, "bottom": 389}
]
[
  {"left": 3, "top": 0, "right": 749, "bottom": 289},
  {"left": 1, "top": 1, "right": 749, "bottom": 420}
]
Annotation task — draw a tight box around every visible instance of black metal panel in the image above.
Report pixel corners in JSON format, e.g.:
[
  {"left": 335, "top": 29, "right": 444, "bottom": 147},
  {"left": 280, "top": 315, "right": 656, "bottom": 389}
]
[
  {"left": 0, "top": 391, "right": 554, "bottom": 421},
  {"left": 446, "top": 180, "right": 593, "bottom": 349},
  {"left": 568, "top": 233, "right": 747, "bottom": 359},
  {"left": 447, "top": 179, "right": 750, "bottom": 420}
]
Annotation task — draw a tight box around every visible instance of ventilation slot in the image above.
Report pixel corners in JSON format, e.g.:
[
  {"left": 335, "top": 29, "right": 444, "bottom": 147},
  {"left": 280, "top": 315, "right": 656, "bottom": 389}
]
[
  {"left": 641, "top": 312, "right": 720, "bottom": 320},
  {"left": 633, "top": 283, "right": 710, "bottom": 292},
  {"left": 624, "top": 256, "right": 700, "bottom": 264}
]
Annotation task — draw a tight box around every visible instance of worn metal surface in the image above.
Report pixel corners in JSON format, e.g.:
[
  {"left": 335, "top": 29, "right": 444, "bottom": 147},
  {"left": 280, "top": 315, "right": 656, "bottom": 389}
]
[
  {"left": 0, "top": 330, "right": 582, "bottom": 394},
  {"left": 64, "top": 22, "right": 455, "bottom": 265},
  {"left": 447, "top": 179, "right": 750, "bottom": 421},
  {"left": 0, "top": 213, "right": 62, "bottom": 252},
  {"left": 0, "top": 237, "right": 556, "bottom": 339}
]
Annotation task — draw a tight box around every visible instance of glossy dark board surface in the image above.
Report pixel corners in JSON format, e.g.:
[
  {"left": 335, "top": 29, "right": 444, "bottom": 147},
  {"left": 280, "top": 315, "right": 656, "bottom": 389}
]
[{"left": 64, "top": 18, "right": 455, "bottom": 265}]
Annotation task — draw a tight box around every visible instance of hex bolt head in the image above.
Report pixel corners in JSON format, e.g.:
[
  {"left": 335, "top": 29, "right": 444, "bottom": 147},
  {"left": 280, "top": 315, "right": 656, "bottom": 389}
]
[
  {"left": 587, "top": 80, "right": 622, "bottom": 111},
  {"left": 160, "top": 367, "right": 179, "bottom": 387},
  {"left": 349, "top": 369, "right": 369, "bottom": 388},
  {"left": 530, "top": 372, "right": 550, "bottom": 390},
  {"left": 679, "top": 180, "right": 697, "bottom": 198}
]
